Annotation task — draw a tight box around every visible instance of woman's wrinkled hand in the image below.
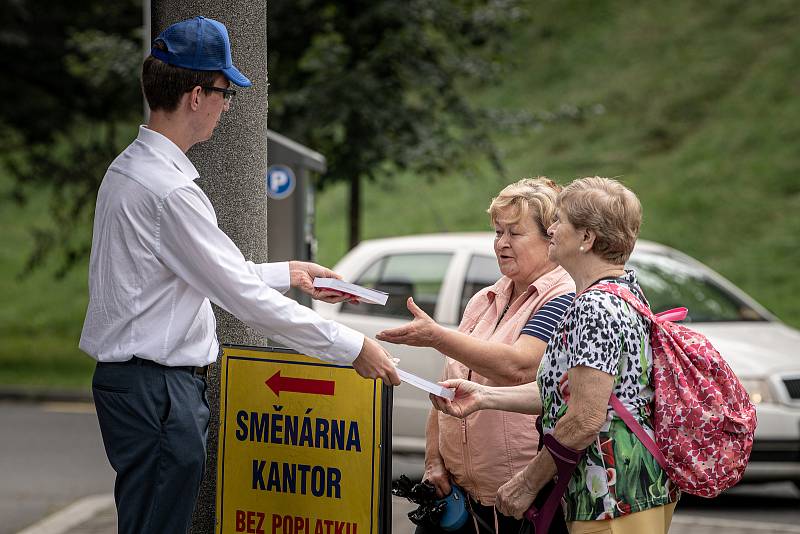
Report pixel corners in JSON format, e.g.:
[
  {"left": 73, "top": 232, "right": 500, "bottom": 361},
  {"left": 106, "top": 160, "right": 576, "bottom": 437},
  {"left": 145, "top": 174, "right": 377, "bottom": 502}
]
[
  {"left": 430, "top": 379, "right": 487, "bottom": 418},
  {"left": 376, "top": 297, "right": 442, "bottom": 348},
  {"left": 496, "top": 469, "right": 538, "bottom": 519},
  {"left": 423, "top": 457, "right": 452, "bottom": 499}
]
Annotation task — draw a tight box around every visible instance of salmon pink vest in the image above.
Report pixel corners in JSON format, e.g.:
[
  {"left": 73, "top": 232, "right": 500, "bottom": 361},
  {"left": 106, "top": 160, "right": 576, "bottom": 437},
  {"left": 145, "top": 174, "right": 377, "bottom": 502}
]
[{"left": 437, "top": 266, "right": 574, "bottom": 505}]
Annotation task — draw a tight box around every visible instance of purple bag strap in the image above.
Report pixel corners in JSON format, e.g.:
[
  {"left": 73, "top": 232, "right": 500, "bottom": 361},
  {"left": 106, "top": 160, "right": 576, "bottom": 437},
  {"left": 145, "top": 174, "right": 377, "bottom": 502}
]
[
  {"left": 609, "top": 395, "right": 667, "bottom": 471},
  {"left": 524, "top": 418, "right": 584, "bottom": 532}
]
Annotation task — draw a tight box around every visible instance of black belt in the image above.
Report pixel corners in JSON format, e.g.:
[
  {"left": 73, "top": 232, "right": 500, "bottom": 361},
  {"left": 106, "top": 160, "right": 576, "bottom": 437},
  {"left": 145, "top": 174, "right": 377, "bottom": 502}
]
[{"left": 99, "top": 356, "right": 208, "bottom": 379}]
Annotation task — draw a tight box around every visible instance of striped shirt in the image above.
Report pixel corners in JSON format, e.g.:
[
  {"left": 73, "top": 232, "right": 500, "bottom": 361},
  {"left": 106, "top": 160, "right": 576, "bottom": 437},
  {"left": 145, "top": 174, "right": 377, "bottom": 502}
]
[{"left": 521, "top": 292, "right": 575, "bottom": 342}]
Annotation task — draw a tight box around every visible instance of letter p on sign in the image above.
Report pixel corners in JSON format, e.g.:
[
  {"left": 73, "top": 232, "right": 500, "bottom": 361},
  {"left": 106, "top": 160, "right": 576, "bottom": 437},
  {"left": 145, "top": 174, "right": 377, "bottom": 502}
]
[{"left": 267, "top": 165, "right": 296, "bottom": 200}]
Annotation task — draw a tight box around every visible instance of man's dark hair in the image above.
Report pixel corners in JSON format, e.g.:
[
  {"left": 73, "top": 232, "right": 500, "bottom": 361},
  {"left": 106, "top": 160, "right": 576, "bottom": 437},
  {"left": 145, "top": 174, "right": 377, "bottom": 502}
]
[{"left": 141, "top": 41, "right": 219, "bottom": 112}]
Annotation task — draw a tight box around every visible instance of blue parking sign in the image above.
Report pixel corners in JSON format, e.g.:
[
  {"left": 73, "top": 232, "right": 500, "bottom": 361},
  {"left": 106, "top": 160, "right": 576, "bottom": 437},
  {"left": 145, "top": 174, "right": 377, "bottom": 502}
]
[{"left": 266, "top": 165, "right": 296, "bottom": 200}]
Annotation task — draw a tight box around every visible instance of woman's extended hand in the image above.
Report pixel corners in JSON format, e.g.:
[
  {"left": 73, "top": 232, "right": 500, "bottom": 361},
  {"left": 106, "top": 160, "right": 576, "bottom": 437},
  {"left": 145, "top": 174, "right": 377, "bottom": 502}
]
[
  {"left": 430, "top": 379, "right": 488, "bottom": 418},
  {"left": 376, "top": 298, "right": 442, "bottom": 348},
  {"left": 496, "top": 468, "right": 538, "bottom": 519}
]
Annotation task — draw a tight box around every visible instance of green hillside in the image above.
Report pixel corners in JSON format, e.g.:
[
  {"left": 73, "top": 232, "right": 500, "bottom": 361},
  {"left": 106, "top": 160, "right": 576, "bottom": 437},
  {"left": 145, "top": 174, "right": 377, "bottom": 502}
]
[
  {"left": 1, "top": 0, "right": 798, "bottom": 387},
  {"left": 316, "top": 0, "right": 800, "bottom": 327},
  {"left": 0, "top": 176, "right": 95, "bottom": 387}
]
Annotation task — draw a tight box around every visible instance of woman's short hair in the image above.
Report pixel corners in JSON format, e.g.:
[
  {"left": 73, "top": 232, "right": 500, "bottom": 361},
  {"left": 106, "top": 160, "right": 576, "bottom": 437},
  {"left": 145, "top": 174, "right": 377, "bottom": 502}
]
[
  {"left": 558, "top": 177, "right": 642, "bottom": 264},
  {"left": 141, "top": 41, "right": 219, "bottom": 112},
  {"left": 487, "top": 177, "right": 561, "bottom": 238}
]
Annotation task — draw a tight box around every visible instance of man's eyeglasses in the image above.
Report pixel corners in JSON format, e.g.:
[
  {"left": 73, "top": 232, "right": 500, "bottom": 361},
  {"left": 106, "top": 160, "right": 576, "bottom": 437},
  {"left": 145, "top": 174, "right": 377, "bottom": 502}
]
[{"left": 202, "top": 86, "right": 237, "bottom": 103}]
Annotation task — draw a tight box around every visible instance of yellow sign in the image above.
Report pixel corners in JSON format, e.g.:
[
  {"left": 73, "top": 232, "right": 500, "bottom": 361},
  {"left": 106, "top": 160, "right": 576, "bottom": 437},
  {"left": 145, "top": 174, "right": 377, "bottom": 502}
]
[{"left": 216, "top": 346, "right": 388, "bottom": 534}]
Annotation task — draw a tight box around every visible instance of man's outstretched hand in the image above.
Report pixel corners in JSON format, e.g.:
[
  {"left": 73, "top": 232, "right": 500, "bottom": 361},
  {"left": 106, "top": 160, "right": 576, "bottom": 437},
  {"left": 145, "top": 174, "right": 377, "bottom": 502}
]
[
  {"left": 289, "top": 261, "right": 358, "bottom": 304},
  {"left": 352, "top": 337, "right": 401, "bottom": 386}
]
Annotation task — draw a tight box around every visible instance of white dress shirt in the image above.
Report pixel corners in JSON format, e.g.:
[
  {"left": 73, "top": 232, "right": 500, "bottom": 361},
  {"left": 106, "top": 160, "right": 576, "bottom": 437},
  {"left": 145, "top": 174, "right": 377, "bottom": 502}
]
[{"left": 79, "top": 126, "right": 363, "bottom": 367}]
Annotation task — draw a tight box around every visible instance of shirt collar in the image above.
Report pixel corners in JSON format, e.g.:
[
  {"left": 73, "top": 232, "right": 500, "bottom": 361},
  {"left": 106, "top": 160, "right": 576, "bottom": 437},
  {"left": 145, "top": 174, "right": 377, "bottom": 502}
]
[
  {"left": 486, "top": 277, "right": 513, "bottom": 303},
  {"left": 137, "top": 125, "right": 200, "bottom": 180},
  {"left": 531, "top": 265, "right": 571, "bottom": 295},
  {"left": 486, "top": 265, "right": 571, "bottom": 301}
]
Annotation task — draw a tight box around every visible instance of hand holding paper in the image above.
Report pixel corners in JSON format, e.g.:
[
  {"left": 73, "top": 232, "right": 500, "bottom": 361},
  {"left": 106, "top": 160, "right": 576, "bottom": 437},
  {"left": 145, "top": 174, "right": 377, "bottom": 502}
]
[
  {"left": 429, "top": 378, "right": 486, "bottom": 417},
  {"left": 313, "top": 278, "right": 389, "bottom": 305},
  {"left": 291, "top": 262, "right": 353, "bottom": 304},
  {"left": 352, "top": 337, "right": 400, "bottom": 386},
  {"left": 396, "top": 368, "right": 455, "bottom": 400}
]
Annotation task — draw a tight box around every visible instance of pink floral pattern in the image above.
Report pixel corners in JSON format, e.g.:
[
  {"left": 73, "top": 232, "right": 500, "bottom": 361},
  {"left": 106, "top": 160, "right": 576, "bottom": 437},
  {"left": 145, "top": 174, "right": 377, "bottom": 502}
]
[
  {"left": 538, "top": 272, "right": 678, "bottom": 520},
  {"left": 594, "top": 282, "right": 758, "bottom": 498}
]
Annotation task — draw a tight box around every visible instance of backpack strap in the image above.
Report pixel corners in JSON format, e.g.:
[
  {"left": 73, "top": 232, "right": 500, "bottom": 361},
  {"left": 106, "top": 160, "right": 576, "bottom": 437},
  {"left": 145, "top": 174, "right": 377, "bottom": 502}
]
[
  {"left": 590, "top": 282, "right": 654, "bottom": 318},
  {"left": 608, "top": 395, "right": 668, "bottom": 471},
  {"left": 590, "top": 282, "right": 688, "bottom": 324},
  {"left": 590, "top": 281, "right": 682, "bottom": 473}
]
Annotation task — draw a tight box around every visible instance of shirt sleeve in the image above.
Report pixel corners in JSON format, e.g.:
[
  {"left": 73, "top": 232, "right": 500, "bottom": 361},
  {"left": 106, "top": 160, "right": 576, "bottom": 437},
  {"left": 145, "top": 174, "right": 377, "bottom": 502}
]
[
  {"left": 565, "top": 292, "right": 622, "bottom": 376},
  {"left": 521, "top": 293, "right": 575, "bottom": 342},
  {"left": 156, "top": 186, "right": 364, "bottom": 364},
  {"left": 247, "top": 261, "right": 290, "bottom": 294}
]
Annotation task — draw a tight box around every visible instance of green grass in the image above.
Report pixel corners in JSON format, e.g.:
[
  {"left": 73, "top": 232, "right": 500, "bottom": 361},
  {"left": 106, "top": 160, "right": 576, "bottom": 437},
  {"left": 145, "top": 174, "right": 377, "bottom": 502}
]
[
  {"left": 0, "top": 174, "right": 94, "bottom": 388},
  {"left": 316, "top": 0, "right": 800, "bottom": 327},
  {"left": 2, "top": 0, "right": 799, "bottom": 389}
]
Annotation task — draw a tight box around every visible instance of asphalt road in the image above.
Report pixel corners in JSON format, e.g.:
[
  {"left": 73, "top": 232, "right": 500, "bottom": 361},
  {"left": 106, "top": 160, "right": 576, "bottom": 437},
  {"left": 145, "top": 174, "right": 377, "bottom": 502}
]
[
  {"left": 0, "top": 401, "right": 114, "bottom": 534},
  {"left": 3, "top": 401, "right": 800, "bottom": 534}
]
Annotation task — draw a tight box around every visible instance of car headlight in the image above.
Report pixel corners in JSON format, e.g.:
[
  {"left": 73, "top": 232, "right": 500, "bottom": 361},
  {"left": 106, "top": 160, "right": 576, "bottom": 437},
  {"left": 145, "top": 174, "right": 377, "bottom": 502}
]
[{"left": 739, "top": 378, "right": 775, "bottom": 405}]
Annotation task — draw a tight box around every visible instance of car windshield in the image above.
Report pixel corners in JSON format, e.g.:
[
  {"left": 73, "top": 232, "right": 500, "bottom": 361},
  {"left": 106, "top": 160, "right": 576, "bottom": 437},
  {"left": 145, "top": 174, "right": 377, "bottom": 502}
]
[{"left": 628, "top": 251, "right": 767, "bottom": 323}]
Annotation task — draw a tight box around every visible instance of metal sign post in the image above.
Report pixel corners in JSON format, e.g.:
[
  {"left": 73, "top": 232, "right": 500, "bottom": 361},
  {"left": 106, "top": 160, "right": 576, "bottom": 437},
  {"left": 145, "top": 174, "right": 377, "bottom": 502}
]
[{"left": 216, "top": 345, "right": 392, "bottom": 534}]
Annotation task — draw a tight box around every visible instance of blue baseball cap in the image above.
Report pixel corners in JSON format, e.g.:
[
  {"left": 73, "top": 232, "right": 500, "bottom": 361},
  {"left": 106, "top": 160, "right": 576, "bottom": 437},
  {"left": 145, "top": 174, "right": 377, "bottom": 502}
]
[{"left": 151, "top": 16, "right": 252, "bottom": 87}]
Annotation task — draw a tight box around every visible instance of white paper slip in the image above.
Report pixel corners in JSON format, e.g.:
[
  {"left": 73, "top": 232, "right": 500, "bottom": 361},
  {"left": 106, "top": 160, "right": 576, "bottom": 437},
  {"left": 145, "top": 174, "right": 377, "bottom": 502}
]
[
  {"left": 312, "top": 278, "right": 389, "bottom": 305},
  {"left": 396, "top": 368, "right": 455, "bottom": 400}
]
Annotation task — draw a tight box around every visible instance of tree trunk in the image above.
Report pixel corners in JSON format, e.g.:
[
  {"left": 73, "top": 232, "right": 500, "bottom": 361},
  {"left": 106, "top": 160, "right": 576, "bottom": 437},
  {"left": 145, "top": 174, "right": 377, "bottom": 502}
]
[
  {"left": 150, "top": 4, "right": 268, "bottom": 533},
  {"left": 348, "top": 174, "right": 361, "bottom": 250}
]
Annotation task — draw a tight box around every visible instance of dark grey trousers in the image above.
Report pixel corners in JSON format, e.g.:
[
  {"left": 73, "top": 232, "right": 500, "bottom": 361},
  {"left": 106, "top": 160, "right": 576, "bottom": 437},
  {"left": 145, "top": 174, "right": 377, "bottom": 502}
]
[{"left": 92, "top": 358, "right": 210, "bottom": 534}]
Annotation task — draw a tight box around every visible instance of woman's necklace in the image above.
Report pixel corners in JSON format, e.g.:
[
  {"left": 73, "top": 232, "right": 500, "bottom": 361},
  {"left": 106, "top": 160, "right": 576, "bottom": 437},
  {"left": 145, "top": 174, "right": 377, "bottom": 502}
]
[
  {"left": 497, "top": 287, "right": 518, "bottom": 326},
  {"left": 497, "top": 300, "right": 512, "bottom": 327}
]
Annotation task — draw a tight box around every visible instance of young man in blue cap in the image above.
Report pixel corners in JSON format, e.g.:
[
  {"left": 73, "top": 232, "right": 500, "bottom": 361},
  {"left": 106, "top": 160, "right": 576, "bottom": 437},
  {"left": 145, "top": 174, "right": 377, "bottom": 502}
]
[{"left": 80, "top": 16, "right": 400, "bottom": 534}]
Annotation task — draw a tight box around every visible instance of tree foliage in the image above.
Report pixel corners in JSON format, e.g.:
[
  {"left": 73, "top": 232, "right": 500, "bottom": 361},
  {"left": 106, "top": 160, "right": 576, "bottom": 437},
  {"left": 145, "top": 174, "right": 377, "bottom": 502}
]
[
  {"left": 268, "top": 0, "right": 523, "bottom": 247},
  {"left": 1, "top": 0, "right": 141, "bottom": 143},
  {"left": 0, "top": 0, "right": 142, "bottom": 276},
  {"left": 0, "top": 0, "right": 522, "bottom": 273}
]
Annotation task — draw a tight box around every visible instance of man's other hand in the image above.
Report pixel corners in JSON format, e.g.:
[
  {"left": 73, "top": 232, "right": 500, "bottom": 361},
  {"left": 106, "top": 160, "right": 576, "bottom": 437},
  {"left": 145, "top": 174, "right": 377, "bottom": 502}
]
[
  {"left": 288, "top": 261, "right": 358, "bottom": 304},
  {"left": 352, "top": 338, "right": 401, "bottom": 386}
]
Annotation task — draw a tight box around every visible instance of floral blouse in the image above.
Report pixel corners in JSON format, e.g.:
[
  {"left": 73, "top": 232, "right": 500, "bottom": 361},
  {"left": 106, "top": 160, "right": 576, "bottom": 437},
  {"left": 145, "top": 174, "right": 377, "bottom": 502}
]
[{"left": 536, "top": 270, "right": 679, "bottom": 521}]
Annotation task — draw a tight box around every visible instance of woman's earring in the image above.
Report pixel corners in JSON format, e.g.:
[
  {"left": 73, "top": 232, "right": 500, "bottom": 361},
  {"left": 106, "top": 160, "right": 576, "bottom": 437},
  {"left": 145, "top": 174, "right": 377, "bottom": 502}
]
[{"left": 579, "top": 246, "right": 585, "bottom": 252}]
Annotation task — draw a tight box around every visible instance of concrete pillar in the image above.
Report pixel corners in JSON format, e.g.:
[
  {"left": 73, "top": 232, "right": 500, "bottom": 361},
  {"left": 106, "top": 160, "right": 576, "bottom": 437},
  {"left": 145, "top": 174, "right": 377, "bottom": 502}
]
[{"left": 151, "top": 4, "right": 268, "bottom": 532}]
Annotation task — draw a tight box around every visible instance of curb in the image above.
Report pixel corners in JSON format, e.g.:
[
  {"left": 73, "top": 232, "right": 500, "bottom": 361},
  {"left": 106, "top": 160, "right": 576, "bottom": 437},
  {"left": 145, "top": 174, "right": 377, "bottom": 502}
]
[
  {"left": 671, "top": 515, "right": 800, "bottom": 533},
  {"left": 0, "top": 385, "right": 93, "bottom": 404},
  {"left": 16, "top": 494, "right": 114, "bottom": 534}
]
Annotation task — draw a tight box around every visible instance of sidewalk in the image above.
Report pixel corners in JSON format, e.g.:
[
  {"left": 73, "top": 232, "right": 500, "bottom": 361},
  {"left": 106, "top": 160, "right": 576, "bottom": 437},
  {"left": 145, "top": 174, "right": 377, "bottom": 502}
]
[
  {"left": 0, "top": 385, "right": 92, "bottom": 404},
  {"left": 20, "top": 495, "right": 800, "bottom": 534},
  {"left": 62, "top": 504, "right": 115, "bottom": 534},
  {"left": 4, "top": 390, "right": 799, "bottom": 534}
]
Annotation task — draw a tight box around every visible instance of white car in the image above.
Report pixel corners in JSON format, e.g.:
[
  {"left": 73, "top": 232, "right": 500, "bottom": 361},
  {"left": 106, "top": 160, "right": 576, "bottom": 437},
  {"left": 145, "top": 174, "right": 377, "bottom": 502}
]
[{"left": 313, "top": 233, "right": 800, "bottom": 485}]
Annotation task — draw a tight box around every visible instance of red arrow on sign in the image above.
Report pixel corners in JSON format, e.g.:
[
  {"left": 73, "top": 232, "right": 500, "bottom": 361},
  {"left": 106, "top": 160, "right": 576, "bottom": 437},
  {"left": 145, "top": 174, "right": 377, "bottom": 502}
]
[{"left": 265, "top": 371, "right": 335, "bottom": 397}]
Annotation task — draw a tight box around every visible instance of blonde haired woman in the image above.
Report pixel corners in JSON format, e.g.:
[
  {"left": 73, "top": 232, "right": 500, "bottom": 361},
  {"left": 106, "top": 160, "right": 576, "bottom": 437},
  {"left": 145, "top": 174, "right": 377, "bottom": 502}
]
[{"left": 379, "top": 178, "right": 575, "bottom": 533}]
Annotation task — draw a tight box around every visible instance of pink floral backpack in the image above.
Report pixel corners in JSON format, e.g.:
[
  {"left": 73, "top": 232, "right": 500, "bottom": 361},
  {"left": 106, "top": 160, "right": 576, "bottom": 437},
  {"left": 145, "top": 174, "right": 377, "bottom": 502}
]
[{"left": 591, "top": 281, "right": 757, "bottom": 498}]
